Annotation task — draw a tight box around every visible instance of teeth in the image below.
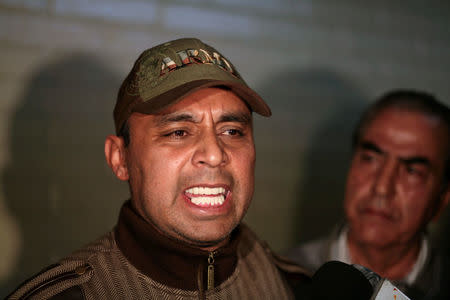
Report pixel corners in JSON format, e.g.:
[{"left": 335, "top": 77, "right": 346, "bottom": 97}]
[
  {"left": 190, "top": 195, "right": 225, "bottom": 206},
  {"left": 185, "top": 186, "right": 227, "bottom": 207},
  {"left": 185, "top": 187, "right": 225, "bottom": 195}
]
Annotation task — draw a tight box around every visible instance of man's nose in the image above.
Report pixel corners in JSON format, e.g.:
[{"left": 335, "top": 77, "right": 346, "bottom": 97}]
[
  {"left": 373, "top": 159, "right": 397, "bottom": 199},
  {"left": 192, "top": 129, "right": 227, "bottom": 167}
]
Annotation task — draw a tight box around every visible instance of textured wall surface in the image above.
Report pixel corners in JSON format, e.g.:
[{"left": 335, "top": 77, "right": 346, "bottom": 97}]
[{"left": 1, "top": 0, "right": 449, "bottom": 296}]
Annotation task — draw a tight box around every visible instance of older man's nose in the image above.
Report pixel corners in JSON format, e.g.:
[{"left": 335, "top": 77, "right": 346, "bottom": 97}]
[{"left": 373, "top": 160, "right": 397, "bottom": 201}]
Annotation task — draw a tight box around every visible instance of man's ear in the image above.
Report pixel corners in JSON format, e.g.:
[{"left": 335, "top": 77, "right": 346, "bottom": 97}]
[
  {"left": 104, "top": 135, "right": 129, "bottom": 181},
  {"left": 432, "top": 183, "right": 450, "bottom": 221}
]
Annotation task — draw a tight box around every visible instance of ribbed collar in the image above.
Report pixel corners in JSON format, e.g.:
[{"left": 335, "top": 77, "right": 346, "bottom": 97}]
[{"left": 114, "top": 200, "right": 240, "bottom": 291}]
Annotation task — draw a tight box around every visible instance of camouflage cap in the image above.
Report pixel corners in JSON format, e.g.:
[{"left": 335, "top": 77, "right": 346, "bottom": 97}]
[{"left": 114, "top": 38, "right": 271, "bottom": 134}]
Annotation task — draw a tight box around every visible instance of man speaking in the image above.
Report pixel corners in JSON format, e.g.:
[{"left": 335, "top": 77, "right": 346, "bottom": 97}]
[{"left": 9, "top": 38, "right": 308, "bottom": 299}]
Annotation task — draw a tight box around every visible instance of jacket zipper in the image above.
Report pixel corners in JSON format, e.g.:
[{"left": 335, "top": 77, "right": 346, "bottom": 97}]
[
  {"left": 207, "top": 251, "right": 216, "bottom": 291},
  {"left": 197, "top": 251, "right": 217, "bottom": 299}
]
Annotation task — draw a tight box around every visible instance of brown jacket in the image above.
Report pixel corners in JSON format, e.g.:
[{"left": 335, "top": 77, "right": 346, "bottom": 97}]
[{"left": 9, "top": 202, "right": 309, "bottom": 299}]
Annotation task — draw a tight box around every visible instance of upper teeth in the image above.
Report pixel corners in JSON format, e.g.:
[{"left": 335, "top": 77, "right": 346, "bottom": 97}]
[
  {"left": 185, "top": 187, "right": 226, "bottom": 195},
  {"left": 185, "top": 186, "right": 227, "bottom": 207}
]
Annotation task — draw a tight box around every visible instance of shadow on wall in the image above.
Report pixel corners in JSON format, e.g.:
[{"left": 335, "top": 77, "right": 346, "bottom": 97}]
[
  {"left": 0, "top": 54, "right": 129, "bottom": 297},
  {"left": 250, "top": 68, "right": 367, "bottom": 249}
]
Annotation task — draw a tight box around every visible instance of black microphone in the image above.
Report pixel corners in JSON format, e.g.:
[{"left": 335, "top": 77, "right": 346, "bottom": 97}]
[
  {"left": 307, "top": 261, "right": 374, "bottom": 300},
  {"left": 299, "top": 261, "right": 411, "bottom": 300}
]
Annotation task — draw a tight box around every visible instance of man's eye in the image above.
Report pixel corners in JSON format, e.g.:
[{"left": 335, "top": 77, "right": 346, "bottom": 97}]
[
  {"left": 405, "top": 165, "right": 425, "bottom": 176},
  {"left": 406, "top": 165, "right": 416, "bottom": 174},
  {"left": 360, "top": 152, "right": 375, "bottom": 162},
  {"left": 403, "top": 164, "right": 428, "bottom": 183},
  {"left": 165, "top": 130, "right": 187, "bottom": 137},
  {"left": 223, "top": 129, "right": 242, "bottom": 136}
]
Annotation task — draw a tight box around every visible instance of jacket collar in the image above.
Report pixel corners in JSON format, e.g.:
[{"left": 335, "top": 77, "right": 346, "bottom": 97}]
[{"left": 115, "top": 200, "right": 240, "bottom": 290}]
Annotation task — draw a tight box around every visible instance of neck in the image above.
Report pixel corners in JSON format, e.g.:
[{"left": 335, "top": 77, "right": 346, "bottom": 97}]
[
  {"left": 347, "top": 232, "right": 421, "bottom": 280},
  {"left": 115, "top": 200, "right": 240, "bottom": 290}
]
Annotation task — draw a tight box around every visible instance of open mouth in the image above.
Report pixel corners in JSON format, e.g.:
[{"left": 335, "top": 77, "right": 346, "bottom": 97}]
[{"left": 184, "top": 186, "right": 229, "bottom": 207}]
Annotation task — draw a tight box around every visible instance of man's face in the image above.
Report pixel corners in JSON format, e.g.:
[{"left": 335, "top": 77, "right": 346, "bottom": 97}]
[
  {"left": 344, "top": 107, "right": 449, "bottom": 249},
  {"left": 123, "top": 87, "right": 255, "bottom": 249}
]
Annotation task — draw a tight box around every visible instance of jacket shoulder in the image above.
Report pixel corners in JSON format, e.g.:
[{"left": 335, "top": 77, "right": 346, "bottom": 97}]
[
  {"left": 240, "top": 223, "right": 312, "bottom": 280},
  {"left": 285, "top": 237, "right": 329, "bottom": 272},
  {"left": 7, "top": 261, "right": 93, "bottom": 300},
  {"left": 261, "top": 240, "right": 313, "bottom": 283}
]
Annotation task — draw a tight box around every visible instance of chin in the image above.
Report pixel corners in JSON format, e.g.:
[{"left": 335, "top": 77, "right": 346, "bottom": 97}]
[
  {"left": 352, "top": 227, "right": 395, "bottom": 248},
  {"left": 179, "top": 224, "right": 232, "bottom": 246},
  {"left": 183, "top": 233, "right": 229, "bottom": 249}
]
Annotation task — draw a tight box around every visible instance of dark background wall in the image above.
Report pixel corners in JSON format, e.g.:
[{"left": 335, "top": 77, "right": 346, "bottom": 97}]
[{"left": 0, "top": 0, "right": 449, "bottom": 297}]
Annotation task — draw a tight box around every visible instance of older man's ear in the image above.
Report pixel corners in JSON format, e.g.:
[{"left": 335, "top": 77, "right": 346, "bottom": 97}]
[{"left": 105, "top": 135, "right": 129, "bottom": 181}]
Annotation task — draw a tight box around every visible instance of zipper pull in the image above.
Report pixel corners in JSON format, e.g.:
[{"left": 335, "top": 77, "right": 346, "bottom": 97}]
[{"left": 207, "top": 252, "right": 215, "bottom": 290}]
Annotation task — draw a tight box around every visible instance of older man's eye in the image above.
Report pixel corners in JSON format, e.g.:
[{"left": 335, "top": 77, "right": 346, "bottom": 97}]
[
  {"left": 223, "top": 129, "right": 243, "bottom": 136},
  {"left": 359, "top": 152, "right": 376, "bottom": 162},
  {"left": 406, "top": 165, "right": 417, "bottom": 174},
  {"left": 405, "top": 164, "right": 426, "bottom": 177}
]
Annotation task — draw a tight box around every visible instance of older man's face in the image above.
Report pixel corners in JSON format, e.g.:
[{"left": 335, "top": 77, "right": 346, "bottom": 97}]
[
  {"left": 344, "top": 108, "right": 449, "bottom": 249},
  {"left": 123, "top": 87, "right": 255, "bottom": 250}
]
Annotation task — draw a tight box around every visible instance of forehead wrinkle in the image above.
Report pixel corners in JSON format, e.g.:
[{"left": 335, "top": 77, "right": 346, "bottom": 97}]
[{"left": 155, "top": 112, "right": 200, "bottom": 126}]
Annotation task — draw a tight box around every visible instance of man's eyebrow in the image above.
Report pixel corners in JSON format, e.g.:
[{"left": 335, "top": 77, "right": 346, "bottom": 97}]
[
  {"left": 359, "top": 141, "right": 383, "bottom": 154},
  {"left": 218, "top": 112, "right": 252, "bottom": 124},
  {"left": 156, "top": 113, "right": 197, "bottom": 125},
  {"left": 399, "top": 156, "right": 431, "bottom": 167},
  {"left": 155, "top": 111, "right": 252, "bottom": 126}
]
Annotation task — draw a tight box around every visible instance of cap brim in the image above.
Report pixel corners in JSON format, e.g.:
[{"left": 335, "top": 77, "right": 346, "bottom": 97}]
[{"left": 132, "top": 79, "right": 272, "bottom": 117}]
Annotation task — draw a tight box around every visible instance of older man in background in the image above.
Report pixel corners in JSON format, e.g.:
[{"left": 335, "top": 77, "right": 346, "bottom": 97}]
[{"left": 287, "top": 90, "right": 450, "bottom": 300}]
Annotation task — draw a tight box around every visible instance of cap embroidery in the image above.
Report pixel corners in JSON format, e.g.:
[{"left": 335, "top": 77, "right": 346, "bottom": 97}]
[{"left": 160, "top": 48, "right": 237, "bottom": 78}]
